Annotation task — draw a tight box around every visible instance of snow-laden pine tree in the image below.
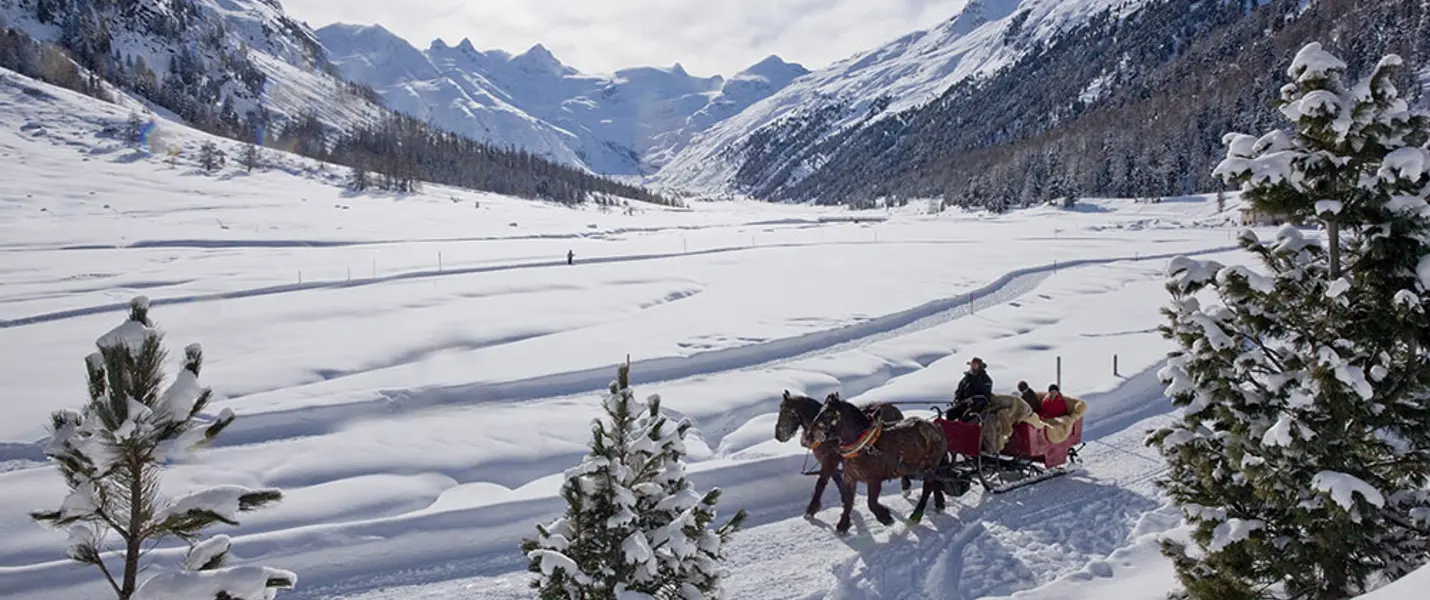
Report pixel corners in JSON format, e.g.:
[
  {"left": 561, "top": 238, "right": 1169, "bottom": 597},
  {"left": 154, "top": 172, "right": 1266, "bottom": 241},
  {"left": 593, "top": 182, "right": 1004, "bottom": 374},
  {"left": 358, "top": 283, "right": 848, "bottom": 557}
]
[
  {"left": 520, "top": 363, "right": 747, "bottom": 600},
  {"left": 1147, "top": 42, "right": 1430, "bottom": 599},
  {"left": 30, "top": 297, "right": 296, "bottom": 600}
]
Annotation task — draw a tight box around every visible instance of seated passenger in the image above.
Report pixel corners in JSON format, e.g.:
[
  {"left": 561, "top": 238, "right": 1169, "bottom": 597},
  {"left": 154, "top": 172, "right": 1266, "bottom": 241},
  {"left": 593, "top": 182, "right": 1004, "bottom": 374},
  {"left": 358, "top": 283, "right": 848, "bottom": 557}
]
[
  {"left": 1040, "top": 384, "right": 1068, "bottom": 420},
  {"left": 1016, "top": 380, "right": 1041, "bottom": 414}
]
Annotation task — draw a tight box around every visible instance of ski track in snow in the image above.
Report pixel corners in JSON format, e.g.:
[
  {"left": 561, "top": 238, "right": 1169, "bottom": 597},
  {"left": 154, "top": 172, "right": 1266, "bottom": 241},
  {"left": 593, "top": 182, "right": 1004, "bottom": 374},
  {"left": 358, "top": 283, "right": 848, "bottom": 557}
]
[
  {"left": 0, "top": 238, "right": 954, "bottom": 329},
  {"left": 12, "top": 244, "right": 1233, "bottom": 463},
  {"left": 0, "top": 217, "right": 840, "bottom": 253}
]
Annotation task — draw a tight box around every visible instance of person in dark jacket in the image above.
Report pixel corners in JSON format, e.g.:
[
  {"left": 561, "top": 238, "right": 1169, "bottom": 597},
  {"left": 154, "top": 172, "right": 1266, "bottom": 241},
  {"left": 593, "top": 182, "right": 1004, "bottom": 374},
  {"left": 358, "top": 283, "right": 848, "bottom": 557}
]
[
  {"left": 955, "top": 357, "right": 993, "bottom": 401},
  {"left": 948, "top": 357, "right": 993, "bottom": 420},
  {"left": 1017, "top": 380, "right": 1042, "bottom": 414}
]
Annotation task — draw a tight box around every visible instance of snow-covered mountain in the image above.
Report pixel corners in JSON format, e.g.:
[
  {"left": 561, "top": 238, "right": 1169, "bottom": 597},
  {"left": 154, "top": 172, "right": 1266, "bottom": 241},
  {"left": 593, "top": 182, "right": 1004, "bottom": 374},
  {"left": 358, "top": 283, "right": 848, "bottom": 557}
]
[
  {"left": 0, "top": 0, "right": 385, "bottom": 134},
  {"left": 651, "top": 0, "right": 1146, "bottom": 196},
  {"left": 316, "top": 23, "right": 809, "bottom": 175}
]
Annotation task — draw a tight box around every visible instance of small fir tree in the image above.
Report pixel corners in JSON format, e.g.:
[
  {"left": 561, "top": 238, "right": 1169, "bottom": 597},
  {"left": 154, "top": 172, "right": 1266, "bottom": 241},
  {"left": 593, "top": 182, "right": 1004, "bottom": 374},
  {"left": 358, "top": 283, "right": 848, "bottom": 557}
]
[
  {"left": 1147, "top": 42, "right": 1430, "bottom": 599},
  {"left": 520, "top": 363, "right": 746, "bottom": 600},
  {"left": 30, "top": 297, "right": 296, "bottom": 600},
  {"left": 240, "top": 143, "right": 262, "bottom": 173},
  {"left": 198, "top": 141, "right": 224, "bottom": 173},
  {"left": 348, "top": 165, "right": 369, "bottom": 192},
  {"left": 124, "top": 112, "right": 146, "bottom": 145}
]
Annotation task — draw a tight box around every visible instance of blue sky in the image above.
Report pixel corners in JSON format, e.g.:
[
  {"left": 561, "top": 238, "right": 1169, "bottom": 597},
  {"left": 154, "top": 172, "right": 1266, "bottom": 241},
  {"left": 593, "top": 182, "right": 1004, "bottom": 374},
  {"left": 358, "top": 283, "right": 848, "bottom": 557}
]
[{"left": 282, "top": 0, "right": 971, "bottom": 76}]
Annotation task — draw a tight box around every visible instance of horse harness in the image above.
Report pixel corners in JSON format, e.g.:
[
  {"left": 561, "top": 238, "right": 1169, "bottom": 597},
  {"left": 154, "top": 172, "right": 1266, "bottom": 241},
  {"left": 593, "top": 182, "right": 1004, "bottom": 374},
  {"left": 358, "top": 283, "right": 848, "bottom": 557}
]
[{"left": 838, "top": 420, "right": 884, "bottom": 458}]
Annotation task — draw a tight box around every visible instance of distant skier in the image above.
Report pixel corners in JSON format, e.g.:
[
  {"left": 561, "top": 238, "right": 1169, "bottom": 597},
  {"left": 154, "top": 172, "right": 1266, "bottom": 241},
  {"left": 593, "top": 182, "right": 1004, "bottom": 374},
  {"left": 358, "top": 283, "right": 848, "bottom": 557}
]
[{"left": 567, "top": 249, "right": 574, "bottom": 265}]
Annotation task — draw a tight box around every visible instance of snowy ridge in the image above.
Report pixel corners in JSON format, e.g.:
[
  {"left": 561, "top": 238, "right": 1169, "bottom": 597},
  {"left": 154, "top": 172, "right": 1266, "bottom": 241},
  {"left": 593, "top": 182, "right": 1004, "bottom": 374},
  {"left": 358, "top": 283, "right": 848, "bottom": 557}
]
[
  {"left": 0, "top": 0, "right": 385, "bottom": 131},
  {"left": 316, "top": 24, "right": 809, "bottom": 175},
  {"left": 651, "top": 0, "right": 1146, "bottom": 196}
]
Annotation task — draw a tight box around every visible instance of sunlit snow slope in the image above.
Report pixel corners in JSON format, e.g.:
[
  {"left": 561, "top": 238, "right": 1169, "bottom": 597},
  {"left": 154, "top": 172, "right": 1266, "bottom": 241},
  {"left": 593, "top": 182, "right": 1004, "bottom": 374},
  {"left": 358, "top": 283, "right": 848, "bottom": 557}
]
[{"left": 652, "top": 0, "right": 1147, "bottom": 196}]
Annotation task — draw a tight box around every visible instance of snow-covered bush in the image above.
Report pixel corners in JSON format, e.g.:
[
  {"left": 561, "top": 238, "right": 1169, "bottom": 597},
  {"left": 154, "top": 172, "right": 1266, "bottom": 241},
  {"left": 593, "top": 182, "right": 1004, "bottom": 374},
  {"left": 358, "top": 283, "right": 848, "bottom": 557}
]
[
  {"left": 520, "top": 363, "right": 747, "bottom": 600},
  {"left": 1148, "top": 42, "right": 1430, "bottom": 599},
  {"left": 29, "top": 297, "right": 295, "bottom": 600}
]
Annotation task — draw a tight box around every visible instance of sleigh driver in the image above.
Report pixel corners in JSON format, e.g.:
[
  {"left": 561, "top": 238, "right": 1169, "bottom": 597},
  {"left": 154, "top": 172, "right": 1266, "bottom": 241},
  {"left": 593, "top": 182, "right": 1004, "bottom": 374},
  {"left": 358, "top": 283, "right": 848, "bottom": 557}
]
[{"left": 947, "top": 356, "right": 993, "bottom": 421}]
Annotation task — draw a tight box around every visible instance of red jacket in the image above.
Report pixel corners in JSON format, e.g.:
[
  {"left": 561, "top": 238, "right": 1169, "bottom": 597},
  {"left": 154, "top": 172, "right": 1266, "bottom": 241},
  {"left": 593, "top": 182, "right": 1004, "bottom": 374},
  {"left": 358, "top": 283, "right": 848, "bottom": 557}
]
[{"left": 1040, "top": 393, "right": 1068, "bottom": 420}]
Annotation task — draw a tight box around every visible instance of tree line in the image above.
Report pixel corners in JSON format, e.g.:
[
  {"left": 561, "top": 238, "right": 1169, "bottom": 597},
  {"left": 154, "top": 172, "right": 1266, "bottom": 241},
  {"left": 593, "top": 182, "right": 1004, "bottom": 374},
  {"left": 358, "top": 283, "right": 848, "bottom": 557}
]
[{"left": 2, "top": 0, "right": 674, "bottom": 206}]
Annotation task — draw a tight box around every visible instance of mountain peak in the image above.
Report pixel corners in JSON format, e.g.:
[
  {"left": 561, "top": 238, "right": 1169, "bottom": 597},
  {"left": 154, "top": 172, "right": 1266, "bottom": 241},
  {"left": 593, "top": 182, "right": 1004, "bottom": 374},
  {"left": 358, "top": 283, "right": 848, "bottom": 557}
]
[
  {"left": 733, "top": 54, "right": 810, "bottom": 84},
  {"left": 517, "top": 43, "right": 556, "bottom": 63},
  {"left": 751, "top": 54, "right": 795, "bottom": 69},
  {"left": 513, "top": 42, "right": 569, "bottom": 75},
  {"left": 317, "top": 22, "right": 398, "bottom": 43}
]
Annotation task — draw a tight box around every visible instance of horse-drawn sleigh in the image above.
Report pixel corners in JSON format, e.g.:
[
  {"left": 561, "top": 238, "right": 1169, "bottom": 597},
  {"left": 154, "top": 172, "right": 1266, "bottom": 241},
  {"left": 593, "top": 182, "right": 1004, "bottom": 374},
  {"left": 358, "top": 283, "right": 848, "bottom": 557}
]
[{"left": 776, "top": 389, "right": 1086, "bottom": 535}]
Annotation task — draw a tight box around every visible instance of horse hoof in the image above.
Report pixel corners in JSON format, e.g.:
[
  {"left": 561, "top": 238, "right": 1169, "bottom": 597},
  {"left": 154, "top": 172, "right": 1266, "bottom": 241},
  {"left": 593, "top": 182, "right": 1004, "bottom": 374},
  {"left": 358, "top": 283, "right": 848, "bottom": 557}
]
[
  {"left": 876, "top": 513, "right": 896, "bottom": 526},
  {"left": 909, "top": 512, "right": 923, "bottom": 524}
]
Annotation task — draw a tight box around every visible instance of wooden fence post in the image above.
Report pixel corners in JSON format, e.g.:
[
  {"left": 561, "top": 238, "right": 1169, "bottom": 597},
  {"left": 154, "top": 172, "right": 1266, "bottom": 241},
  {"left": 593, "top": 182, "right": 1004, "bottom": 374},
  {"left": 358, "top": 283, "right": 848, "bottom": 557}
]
[
  {"left": 1056, "top": 356, "right": 1062, "bottom": 389},
  {"left": 1113, "top": 354, "right": 1119, "bottom": 376}
]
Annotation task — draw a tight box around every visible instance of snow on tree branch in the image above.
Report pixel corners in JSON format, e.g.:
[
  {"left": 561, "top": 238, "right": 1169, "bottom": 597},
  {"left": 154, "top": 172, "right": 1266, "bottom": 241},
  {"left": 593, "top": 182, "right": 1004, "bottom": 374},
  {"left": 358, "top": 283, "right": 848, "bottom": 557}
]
[
  {"left": 1311, "top": 471, "right": 1386, "bottom": 512},
  {"left": 133, "top": 565, "right": 297, "bottom": 600},
  {"left": 1149, "top": 41, "right": 1430, "bottom": 599},
  {"left": 520, "top": 362, "right": 746, "bottom": 599},
  {"left": 29, "top": 298, "right": 294, "bottom": 600}
]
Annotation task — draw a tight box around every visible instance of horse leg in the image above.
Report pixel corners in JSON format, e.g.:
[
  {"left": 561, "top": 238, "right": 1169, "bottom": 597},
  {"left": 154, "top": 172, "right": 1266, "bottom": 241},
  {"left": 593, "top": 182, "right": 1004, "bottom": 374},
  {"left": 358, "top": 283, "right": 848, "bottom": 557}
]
[
  {"left": 933, "top": 453, "right": 949, "bottom": 513},
  {"left": 901, "top": 475, "right": 912, "bottom": 492},
  {"left": 867, "top": 478, "right": 894, "bottom": 526},
  {"left": 910, "top": 476, "right": 939, "bottom": 523},
  {"left": 833, "top": 462, "right": 853, "bottom": 509},
  {"left": 806, "top": 458, "right": 837, "bottom": 517},
  {"left": 835, "top": 472, "right": 858, "bottom": 535}
]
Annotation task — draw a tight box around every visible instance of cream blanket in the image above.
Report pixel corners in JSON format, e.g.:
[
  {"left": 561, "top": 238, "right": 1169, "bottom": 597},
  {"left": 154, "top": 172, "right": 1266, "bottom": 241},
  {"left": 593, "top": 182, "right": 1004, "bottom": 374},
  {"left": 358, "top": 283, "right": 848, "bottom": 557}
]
[
  {"left": 1017, "top": 392, "right": 1088, "bottom": 444},
  {"left": 981, "top": 394, "right": 1032, "bottom": 454}
]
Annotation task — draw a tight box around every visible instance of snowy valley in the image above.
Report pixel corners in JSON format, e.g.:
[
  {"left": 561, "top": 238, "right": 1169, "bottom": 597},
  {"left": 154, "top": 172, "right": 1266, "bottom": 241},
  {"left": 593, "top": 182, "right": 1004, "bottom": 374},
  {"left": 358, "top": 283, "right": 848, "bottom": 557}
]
[
  {"left": 0, "top": 55, "right": 1422, "bottom": 599},
  {"left": 2, "top": 0, "right": 1430, "bottom": 599}
]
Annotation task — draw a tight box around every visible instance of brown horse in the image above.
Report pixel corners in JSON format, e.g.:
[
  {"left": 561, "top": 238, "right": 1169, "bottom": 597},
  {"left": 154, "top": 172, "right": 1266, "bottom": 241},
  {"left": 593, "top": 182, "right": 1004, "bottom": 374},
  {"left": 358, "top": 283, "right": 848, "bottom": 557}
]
[
  {"left": 775, "top": 390, "right": 910, "bottom": 517},
  {"left": 807, "top": 393, "right": 949, "bottom": 535}
]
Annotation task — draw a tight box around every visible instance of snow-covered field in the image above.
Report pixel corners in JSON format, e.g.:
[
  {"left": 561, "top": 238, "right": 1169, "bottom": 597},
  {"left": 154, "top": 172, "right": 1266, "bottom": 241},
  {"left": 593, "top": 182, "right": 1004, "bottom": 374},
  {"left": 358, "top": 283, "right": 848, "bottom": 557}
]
[{"left": 0, "top": 67, "right": 1422, "bottom": 599}]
